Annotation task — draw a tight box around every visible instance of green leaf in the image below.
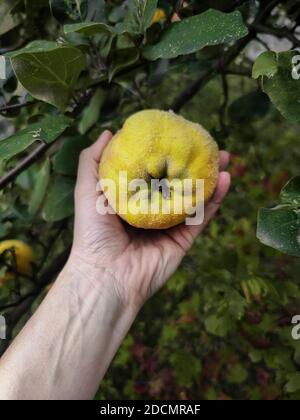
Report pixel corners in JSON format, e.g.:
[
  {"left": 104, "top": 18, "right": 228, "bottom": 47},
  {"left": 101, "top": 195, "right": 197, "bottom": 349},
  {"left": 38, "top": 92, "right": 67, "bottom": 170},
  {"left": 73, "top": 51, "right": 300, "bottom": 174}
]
[
  {"left": 252, "top": 51, "right": 300, "bottom": 124},
  {"left": 170, "top": 350, "right": 202, "bottom": 387},
  {"left": 7, "top": 41, "right": 85, "bottom": 110},
  {"left": 227, "top": 363, "right": 248, "bottom": 384},
  {"left": 0, "top": 222, "right": 9, "bottom": 239},
  {"left": 109, "top": 5, "right": 126, "bottom": 24},
  {"left": 0, "top": 114, "right": 72, "bottom": 161},
  {"left": 229, "top": 91, "right": 270, "bottom": 124},
  {"left": 252, "top": 51, "right": 278, "bottom": 79},
  {"left": 53, "top": 135, "right": 91, "bottom": 176},
  {"left": 79, "top": 89, "right": 105, "bottom": 134},
  {"left": 64, "top": 21, "right": 114, "bottom": 36},
  {"left": 143, "top": 9, "right": 248, "bottom": 60},
  {"left": 257, "top": 205, "right": 300, "bottom": 257},
  {"left": 248, "top": 349, "right": 263, "bottom": 363},
  {"left": 84, "top": 0, "right": 106, "bottom": 22},
  {"left": 285, "top": 372, "right": 300, "bottom": 393},
  {"left": 280, "top": 177, "right": 300, "bottom": 206},
  {"left": 257, "top": 176, "right": 300, "bottom": 256},
  {"left": 123, "top": 0, "right": 158, "bottom": 34},
  {"left": 28, "top": 159, "right": 51, "bottom": 216},
  {"left": 15, "top": 166, "right": 35, "bottom": 190},
  {"left": 160, "top": 324, "right": 178, "bottom": 344},
  {"left": 204, "top": 314, "right": 233, "bottom": 337},
  {"left": 114, "top": 335, "right": 134, "bottom": 367},
  {"left": 0, "top": 0, "right": 21, "bottom": 36},
  {"left": 42, "top": 175, "right": 75, "bottom": 222},
  {"left": 226, "top": 290, "right": 246, "bottom": 320},
  {"left": 108, "top": 47, "right": 139, "bottom": 82}
]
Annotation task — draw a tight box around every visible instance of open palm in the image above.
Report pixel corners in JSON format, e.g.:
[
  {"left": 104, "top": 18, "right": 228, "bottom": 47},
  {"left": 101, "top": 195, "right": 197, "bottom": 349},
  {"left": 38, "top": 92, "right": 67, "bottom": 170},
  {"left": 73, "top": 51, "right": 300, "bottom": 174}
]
[{"left": 72, "top": 131, "right": 231, "bottom": 308}]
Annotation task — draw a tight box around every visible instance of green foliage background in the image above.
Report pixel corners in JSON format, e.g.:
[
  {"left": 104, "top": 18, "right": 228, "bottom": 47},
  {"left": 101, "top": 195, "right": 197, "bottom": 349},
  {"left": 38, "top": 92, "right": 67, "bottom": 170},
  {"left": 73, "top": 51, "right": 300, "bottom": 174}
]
[{"left": 0, "top": 0, "right": 300, "bottom": 400}]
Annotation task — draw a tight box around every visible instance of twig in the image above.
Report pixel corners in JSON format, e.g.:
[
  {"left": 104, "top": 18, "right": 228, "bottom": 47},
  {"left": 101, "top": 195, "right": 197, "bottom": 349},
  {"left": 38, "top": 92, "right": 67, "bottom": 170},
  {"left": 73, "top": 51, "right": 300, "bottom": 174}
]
[
  {"left": 225, "top": 68, "right": 252, "bottom": 78},
  {"left": 0, "top": 291, "right": 37, "bottom": 312},
  {"left": 171, "top": 33, "right": 253, "bottom": 112},
  {"left": 171, "top": 68, "right": 214, "bottom": 113},
  {"left": 0, "top": 247, "right": 71, "bottom": 355},
  {"left": 0, "top": 87, "right": 96, "bottom": 191},
  {"left": 219, "top": 71, "right": 229, "bottom": 132},
  {"left": 36, "top": 222, "right": 66, "bottom": 275},
  {"left": 0, "top": 142, "right": 51, "bottom": 191},
  {"left": 255, "top": 35, "right": 271, "bottom": 51},
  {"left": 0, "top": 101, "right": 37, "bottom": 114},
  {"left": 255, "top": 0, "right": 282, "bottom": 23},
  {"left": 0, "top": 262, "right": 33, "bottom": 282},
  {"left": 253, "top": 22, "right": 300, "bottom": 46}
]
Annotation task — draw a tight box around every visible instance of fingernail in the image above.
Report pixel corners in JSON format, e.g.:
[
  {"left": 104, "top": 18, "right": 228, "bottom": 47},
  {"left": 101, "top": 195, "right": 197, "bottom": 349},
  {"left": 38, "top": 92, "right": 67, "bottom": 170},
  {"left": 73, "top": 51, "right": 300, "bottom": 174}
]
[{"left": 103, "top": 130, "right": 112, "bottom": 136}]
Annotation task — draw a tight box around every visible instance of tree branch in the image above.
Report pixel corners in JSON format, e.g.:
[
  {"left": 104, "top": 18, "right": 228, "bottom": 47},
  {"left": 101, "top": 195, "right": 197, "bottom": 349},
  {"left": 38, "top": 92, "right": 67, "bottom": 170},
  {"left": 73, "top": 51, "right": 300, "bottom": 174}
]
[
  {"left": 0, "top": 142, "right": 51, "bottom": 190},
  {"left": 171, "top": 67, "right": 216, "bottom": 113},
  {"left": 219, "top": 71, "right": 229, "bottom": 133},
  {"left": 0, "top": 100, "right": 37, "bottom": 114},
  {"left": 171, "top": 33, "right": 254, "bottom": 112},
  {"left": 225, "top": 68, "right": 252, "bottom": 78},
  {"left": 0, "top": 247, "right": 71, "bottom": 356},
  {"left": 253, "top": 23, "right": 300, "bottom": 46},
  {"left": 0, "top": 86, "right": 97, "bottom": 191},
  {"left": 255, "top": 0, "right": 282, "bottom": 22},
  {"left": 0, "top": 291, "right": 37, "bottom": 312},
  {"left": 255, "top": 35, "right": 271, "bottom": 51},
  {"left": 170, "top": 0, "right": 285, "bottom": 112}
]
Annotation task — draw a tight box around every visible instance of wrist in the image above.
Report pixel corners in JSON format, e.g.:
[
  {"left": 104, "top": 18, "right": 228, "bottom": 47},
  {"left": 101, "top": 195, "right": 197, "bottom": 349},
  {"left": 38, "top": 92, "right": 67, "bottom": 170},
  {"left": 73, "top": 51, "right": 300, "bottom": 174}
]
[
  {"left": 67, "top": 247, "right": 146, "bottom": 312},
  {"left": 62, "top": 250, "right": 141, "bottom": 321}
]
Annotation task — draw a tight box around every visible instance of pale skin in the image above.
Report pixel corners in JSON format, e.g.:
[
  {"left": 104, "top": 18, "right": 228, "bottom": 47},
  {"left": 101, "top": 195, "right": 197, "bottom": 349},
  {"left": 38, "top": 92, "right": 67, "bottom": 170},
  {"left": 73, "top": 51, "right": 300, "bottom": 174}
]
[{"left": 0, "top": 131, "right": 231, "bottom": 400}]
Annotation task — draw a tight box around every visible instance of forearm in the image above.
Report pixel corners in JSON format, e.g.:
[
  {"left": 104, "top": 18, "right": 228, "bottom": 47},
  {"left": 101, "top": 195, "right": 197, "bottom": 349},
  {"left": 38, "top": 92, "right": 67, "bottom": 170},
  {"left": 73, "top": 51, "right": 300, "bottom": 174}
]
[{"left": 0, "top": 259, "right": 137, "bottom": 400}]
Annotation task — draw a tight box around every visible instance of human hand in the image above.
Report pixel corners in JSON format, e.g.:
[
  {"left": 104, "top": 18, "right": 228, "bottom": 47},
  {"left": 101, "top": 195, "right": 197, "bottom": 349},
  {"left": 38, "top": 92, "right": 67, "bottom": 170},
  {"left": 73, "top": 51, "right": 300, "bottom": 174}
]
[{"left": 71, "top": 131, "right": 231, "bottom": 311}]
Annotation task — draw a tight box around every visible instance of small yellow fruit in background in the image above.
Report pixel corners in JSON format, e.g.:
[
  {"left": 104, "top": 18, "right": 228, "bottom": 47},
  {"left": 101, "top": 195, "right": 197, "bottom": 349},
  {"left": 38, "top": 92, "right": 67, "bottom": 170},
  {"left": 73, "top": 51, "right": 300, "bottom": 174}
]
[
  {"left": 99, "top": 110, "right": 219, "bottom": 230},
  {"left": 0, "top": 240, "right": 34, "bottom": 286},
  {"left": 151, "top": 8, "right": 166, "bottom": 24}
]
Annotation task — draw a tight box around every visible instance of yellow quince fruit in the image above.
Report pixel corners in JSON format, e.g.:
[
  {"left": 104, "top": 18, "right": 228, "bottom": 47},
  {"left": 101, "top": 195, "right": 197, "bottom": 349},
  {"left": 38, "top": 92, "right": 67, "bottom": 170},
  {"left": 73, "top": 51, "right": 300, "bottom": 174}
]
[
  {"left": 0, "top": 240, "right": 34, "bottom": 286},
  {"left": 151, "top": 8, "right": 166, "bottom": 24},
  {"left": 99, "top": 110, "right": 219, "bottom": 229}
]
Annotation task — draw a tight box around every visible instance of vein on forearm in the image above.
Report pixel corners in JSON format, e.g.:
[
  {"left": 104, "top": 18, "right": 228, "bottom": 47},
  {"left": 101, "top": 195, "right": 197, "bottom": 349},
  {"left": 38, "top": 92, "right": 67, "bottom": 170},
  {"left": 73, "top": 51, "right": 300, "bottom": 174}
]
[{"left": 0, "top": 266, "right": 135, "bottom": 400}]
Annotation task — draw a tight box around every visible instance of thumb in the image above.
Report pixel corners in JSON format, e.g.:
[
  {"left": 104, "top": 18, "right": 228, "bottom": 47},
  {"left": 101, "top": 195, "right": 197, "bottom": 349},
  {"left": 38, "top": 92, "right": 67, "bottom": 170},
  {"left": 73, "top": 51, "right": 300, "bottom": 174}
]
[{"left": 75, "top": 131, "right": 113, "bottom": 201}]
